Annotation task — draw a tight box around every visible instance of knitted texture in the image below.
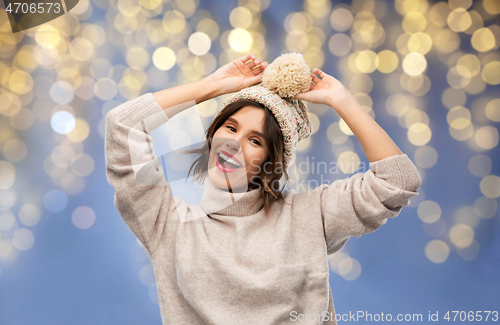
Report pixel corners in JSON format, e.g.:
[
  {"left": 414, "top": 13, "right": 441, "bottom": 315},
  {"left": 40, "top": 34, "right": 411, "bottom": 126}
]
[
  {"left": 261, "top": 52, "right": 312, "bottom": 99},
  {"left": 216, "top": 53, "right": 314, "bottom": 169}
]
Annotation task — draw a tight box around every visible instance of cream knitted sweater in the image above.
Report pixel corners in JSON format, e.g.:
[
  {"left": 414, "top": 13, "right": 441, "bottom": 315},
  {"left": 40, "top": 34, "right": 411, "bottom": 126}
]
[{"left": 105, "top": 93, "right": 422, "bottom": 325}]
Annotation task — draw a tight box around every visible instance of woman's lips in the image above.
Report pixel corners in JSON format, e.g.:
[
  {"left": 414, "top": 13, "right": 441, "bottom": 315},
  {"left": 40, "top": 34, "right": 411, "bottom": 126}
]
[
  {"left": 215, "top": 152, "right": 240, "bottom": 173},
  {"left": 220, "top": 150, "right": 242, "bottom": 165}
]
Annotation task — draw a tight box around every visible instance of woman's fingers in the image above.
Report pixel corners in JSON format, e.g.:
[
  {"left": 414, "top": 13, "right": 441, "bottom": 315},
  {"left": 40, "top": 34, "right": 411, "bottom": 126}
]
[
  {"left": 237, "top": 54, "right": 256, "bottom": 70},
  {"left": 294, "top": 93, "right": 305, "bottom": 101},
  {"left": 313, "top": 68, "right": 327, "bottom": 78},
  {"left": 239, "top": 53, "right": 255, "bottom": 64},
  {"left": 253, "top": 61, "right": 267, "bottom": 75},
  {"left": 311, "top": 72, "right": 322, "bottom": 85},
  {"left": 295, "top": 91, "right": 312, "bottom": 101},
  {"left": 246, "top": 58, "right": 258, "bottom": 70},
  {"left": 237, "top": 53, "right": 270, "bottom": 76}
]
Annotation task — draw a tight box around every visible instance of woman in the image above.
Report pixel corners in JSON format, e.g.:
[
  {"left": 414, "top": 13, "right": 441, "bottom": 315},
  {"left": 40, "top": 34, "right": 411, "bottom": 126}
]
[{"left": 105, "top": 53, "right": 422, "bottom": 324}]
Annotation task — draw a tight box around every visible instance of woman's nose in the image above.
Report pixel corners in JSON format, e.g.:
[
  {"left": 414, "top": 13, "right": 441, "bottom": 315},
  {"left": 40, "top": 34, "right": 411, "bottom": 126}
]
[{"left": 225, "top": 138, "right": 241, "bottom": 153}]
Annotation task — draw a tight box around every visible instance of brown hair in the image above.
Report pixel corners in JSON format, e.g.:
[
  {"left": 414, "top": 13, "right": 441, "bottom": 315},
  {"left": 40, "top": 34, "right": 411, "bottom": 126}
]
[{"left": 183, "top": 99, "right": 291, "bottom": 217}]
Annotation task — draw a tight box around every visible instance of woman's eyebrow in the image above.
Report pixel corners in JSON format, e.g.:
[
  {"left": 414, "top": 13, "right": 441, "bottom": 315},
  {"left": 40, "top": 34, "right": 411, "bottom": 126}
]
[
  {"left": 226, "top": 117, "right": 265, "bottom": 138},
  {"left": 227, "top": 117, "right": 239, "bottom": 125},
  {"left": 251, "top": 130, "right": 265, "bottom": 138}
]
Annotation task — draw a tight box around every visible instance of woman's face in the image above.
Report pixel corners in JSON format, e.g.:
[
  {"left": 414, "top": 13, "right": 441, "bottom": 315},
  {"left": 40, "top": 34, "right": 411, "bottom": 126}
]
[{"left": 208, "top": 106, "right": 269, "bottom": 192}]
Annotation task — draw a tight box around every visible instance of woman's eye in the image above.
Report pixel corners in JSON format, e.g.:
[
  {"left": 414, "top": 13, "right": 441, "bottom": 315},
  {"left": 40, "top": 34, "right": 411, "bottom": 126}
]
[{"left": 225, "top": 126, "right": 260, "bottom": 145}]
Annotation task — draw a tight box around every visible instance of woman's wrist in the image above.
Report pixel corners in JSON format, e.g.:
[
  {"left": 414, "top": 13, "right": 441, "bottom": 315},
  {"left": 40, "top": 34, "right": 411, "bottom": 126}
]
[
  {"left": 197, "top": 76, "right": 224, "bottom": 102},
  {"left": 152, "top": 76, "right": 222, "bottom": 118},
  {"left": 326, "top": 87, "right": 354, "bottom": 112}
]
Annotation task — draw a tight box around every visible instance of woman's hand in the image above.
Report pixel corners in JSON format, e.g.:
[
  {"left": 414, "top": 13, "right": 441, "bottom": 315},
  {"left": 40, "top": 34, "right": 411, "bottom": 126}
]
[
  {"left": 209, "top": 54, "right": 268, "bottom": 95},
  {"left": 294, "top": 68, "right": 350, "bottom": 108}
]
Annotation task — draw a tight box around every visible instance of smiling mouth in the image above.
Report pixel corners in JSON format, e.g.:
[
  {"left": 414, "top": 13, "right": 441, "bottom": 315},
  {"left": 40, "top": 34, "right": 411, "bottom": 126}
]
[{"left": 216, "top": 151, "right": 241, "bottom": 170}]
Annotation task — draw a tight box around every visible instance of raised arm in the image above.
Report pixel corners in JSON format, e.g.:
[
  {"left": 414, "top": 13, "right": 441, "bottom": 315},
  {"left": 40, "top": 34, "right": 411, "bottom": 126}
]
[
  {"left": 295, "top": 68, "right": 403, "bottom": 162},
  {"left": 105, "top": 54, "right": 268, "bottom": 256},
  {"left": 313, "top": 153, "right": 421, "bottom": 255},
  {"left": 294, "top": 68, "right": 422, "bottom": 254},
  {"left": 153, "top": 53, "right": 268, "bottom": 118},
  {"left": 105, "top": 93, "right": 178, "bottom": 257}
]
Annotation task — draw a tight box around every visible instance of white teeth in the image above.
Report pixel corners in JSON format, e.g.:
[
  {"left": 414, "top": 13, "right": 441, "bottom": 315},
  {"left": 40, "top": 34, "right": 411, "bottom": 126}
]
[{"left": 218, "top": 152, "right": 240, "bottom": 167}]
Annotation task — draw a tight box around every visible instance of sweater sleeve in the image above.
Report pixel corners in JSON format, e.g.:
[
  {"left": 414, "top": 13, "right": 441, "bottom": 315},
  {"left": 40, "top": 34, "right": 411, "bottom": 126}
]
[
  {"left": 105, "top": 92, "right": 178, "bottom": 257},
  {"left": 318, "top": 154, "right": 422, "bottom": 255}
]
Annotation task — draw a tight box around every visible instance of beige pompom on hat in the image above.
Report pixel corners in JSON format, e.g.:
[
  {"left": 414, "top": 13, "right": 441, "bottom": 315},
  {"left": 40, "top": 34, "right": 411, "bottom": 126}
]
[{"left": 215, "top": 52, "right": 313, "bottom": 169}]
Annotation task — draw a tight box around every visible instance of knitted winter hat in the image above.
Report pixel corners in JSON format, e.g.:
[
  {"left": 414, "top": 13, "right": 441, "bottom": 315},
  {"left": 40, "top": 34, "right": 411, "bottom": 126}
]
[{"left": 215, "top": 52, "right": 313, "bottom": 169}]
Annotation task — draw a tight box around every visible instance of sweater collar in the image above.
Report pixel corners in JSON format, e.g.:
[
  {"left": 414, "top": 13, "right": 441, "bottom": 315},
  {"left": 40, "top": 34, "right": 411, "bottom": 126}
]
[{"left": 198, "top": 176, "right": 264, "bottom": 217}]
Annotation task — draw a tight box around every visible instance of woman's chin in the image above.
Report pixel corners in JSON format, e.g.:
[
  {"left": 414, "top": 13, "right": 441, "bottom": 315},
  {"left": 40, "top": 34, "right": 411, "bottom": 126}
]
[{"left": 208, "top": 170, "right": 248, "bottom": 192}]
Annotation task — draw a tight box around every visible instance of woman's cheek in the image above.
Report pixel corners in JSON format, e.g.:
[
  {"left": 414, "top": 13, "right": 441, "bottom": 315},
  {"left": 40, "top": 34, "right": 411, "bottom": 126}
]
[
  {"left": 250, "top": 160, "right": 261, "bottom": 173},
  {"left": 246, "top": 152, "right": 260, "bottom": 170}
]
